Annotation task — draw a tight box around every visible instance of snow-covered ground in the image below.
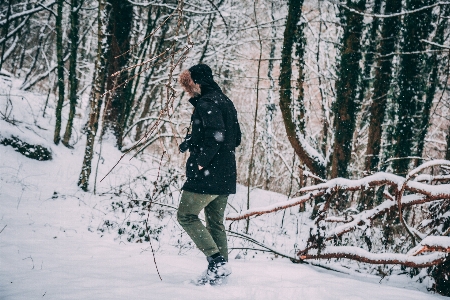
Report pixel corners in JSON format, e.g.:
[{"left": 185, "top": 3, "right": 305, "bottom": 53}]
[{"left": 0, "top": 75, "right": 445, "bottom": 299}]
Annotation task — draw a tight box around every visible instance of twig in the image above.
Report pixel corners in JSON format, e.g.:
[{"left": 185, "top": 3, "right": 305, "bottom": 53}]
[
  {"left": 227, "top": 230, "right": 304, "bottom": 263},
  {"left": 0, "top": 225, "right": 6, "bottom": 234},
  {"left": 144, "top": 150, "right": 166, "bottom": 281},
  {"left": 338, "top": 1, "right": 449, "bottom": 19},
  {"left": 421, "top": 39, "right": 450, "bottom": 50}
]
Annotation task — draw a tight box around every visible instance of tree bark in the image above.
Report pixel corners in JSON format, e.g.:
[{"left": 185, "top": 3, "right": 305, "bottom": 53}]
[
  {"left": 365, "top": 0, "right": 402, "bottom": 173},
  {"left": 78, "top": 0, "right": 107, "bottom": 191},
  {"left": 446, "top": 126, "right": 450, "bottom": 161},
  {"left": 0, "top": 0, "right": 12, "bottom": 70},
  {"left": 102, "top": 0, "right": 133, "bottom": 149},
  {"left": 330, "top": 0, "right": 366, "bottom": 179},
  {"left": 264, "top": 1, "right": 277, "bottom": 189},
  {"left": 279, "top": 0, "right": 325, "bottom": 178},
  {"left": 357, "top": 0, "right": 381, "bottom": 114},
  {"left": 53, "top": 0, "right": 65, "bottom": 145},
  {"left": 393, "top": 0, "right": 434, "bottom": 175},
  {"left": 415, "top": 5, "right": 449, "bottom": 164},
  {"left": 62, "top": 0, "right": 80, "bottom": 147}
]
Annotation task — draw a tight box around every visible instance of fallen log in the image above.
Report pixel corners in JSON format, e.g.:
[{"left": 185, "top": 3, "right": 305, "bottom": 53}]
[{"left": 298, "top": 245, "right": 447, "bottom": 268}]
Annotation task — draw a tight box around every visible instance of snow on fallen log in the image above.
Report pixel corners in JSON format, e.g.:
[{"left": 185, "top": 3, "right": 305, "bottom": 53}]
[
  {"left": 227, "top": 160, "right": 450, "bottom": 250},
  {"left": 408, "top": 236, "right": 450, "bottom": 256},
  {"left": 415, "top": 174, "right": 450, "bottom": 183},
  {"left": 405, "top": 181, "right": 450, "bottom": 199},
  {"left": 299, "top": 171, "right": 450, "bottom": 200},
  {"left": 300, "top": 172, "right": 405, "bottom": 192},
  {"left": 300, "top": 246, "right": 447, "bottom": 268},
  {"left": 325, "top": 194, "right": 428, "bottom": 238},
  {"left": 226, "top": 182, "right": 441, "bottom": 223},
  {"left": 226, "top": 190, "right": 325, "bottom": 221},
  {"left": 406, "top": 159, "right": 450, "bottom": 179}
]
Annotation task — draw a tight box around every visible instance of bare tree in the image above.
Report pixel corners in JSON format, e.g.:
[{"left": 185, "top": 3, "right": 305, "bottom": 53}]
[
  {"left": 78, "top": 0, "right": 108, "bottom": 191},
  {"left": 53, "top": 0, "right": 65, "bottom": 145}
]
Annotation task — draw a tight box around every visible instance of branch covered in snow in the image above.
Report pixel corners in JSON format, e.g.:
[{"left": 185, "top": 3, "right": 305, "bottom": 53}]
[
  {"left": 226, "top": 190, "right": 325, "bottom": 221},
  {"left": 407, "top": 236, "right": 450, "bottom": 256},
  {"left": 300, "top": 171, "right": 450, "bottom": 201},
  {"left": 337, "top": 1, "right": 450, "bottom": 19},
  {"left": 299, "top": 246, "right": 447, "bottom": 268},
  {"left": 227, "top": 162, "right": 450, "bottom": 221},
  {"left": 323, "top": 194, "right": 431, "bottom": 240}
]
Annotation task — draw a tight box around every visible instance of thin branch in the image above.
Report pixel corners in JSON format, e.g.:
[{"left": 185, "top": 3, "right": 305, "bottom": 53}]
[
  {"left": 144, "top": 151, "right": 166, "bottom": 281},
  {"left": 421, "top": 39, "right": 450, "bottom": 50},
  {"left": 0, "top": 1, "right": 57, "bottom": 26},
  {"left": 338, "top": 1, "right": 449, "bottom": 19}
]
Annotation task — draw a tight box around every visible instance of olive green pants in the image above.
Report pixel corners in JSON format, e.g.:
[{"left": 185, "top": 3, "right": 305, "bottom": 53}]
[{"left": 177, "top": 191, "right": 228, "bottom": 260}]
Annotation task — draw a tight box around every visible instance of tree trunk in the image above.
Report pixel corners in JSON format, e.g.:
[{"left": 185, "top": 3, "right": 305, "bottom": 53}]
[
  {"left": 317, "top": 0, "right": 329, "bottom": 160},
  {"left": 279, "top": 0, "right": 325, "bottom": 178},
  {"left": 393, "top": 0, "right": 434, "bottom": 175},
  {"left": 295, "top": 7, "right": 306, "bottom": 136},
  {"left": 357, "top": 0, "right": 381, "bottom": 114},
  {"left": 360, "top": 0, "right": 402, "bottom": 210},
  {"left": 62, "top": 0, "right": 80, "bottom": 147},
  {"left": 0, "top": 0, "right": 12, "bottom": 70},
  {"left": 78, "top": 0, "right": 107, "bottom": 191},
  {"left": 330, "top": 0, "right": 366, "bottom": 179},
  {"left": 102, "top": 0, "right": 133, "bottom": 149},
  {"left": 264, "top": 1, "right": 277, "bottom": 189},
  {"left": 53, "top": 0, "right": 65, "bottom": 145},
  {"left": 415, "top": 5, "right": 449, "bottom": 164},
  {"left": 446, "top": 126, "right": 450, "bottom": 161},
  {"left": 365, "top": 0, "right": 402, "bottom": 173}
]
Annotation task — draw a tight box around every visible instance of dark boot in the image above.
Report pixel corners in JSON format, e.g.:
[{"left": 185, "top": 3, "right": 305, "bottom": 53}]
[{"left": 195, "top": 254, "right": 231, "bottom": 285}]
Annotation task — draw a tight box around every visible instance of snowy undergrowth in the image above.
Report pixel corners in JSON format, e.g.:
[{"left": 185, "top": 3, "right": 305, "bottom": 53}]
[{"left": 0, "top": 76, "right": 445, "bottom": 299}]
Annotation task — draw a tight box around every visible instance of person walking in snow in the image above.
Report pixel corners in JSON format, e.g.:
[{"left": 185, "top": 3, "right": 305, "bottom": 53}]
[{"left": 177, "top": 64, "right": 241, "bottom": 285}]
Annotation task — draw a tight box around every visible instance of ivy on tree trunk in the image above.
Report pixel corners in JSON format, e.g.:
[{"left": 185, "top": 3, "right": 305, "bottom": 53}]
[
  {"left": 330, "top": 0, "right": 366, "bottom": 179},
  {"left": 393, "top": 0, "right": 434, "bottom": 175},
  {"left": 415, "top": 4, "right": 449, "bottom": 164},
  {"left": 365, "top": 0, "right": 402, "bottom": 173}
]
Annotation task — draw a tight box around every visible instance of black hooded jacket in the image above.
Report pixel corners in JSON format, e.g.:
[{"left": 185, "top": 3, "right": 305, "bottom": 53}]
[{"left": 182, "top": 64, "right": 241, "bottom": 195}]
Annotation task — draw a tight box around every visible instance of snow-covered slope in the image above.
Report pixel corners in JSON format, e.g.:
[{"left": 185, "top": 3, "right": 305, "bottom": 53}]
[{"left": 0, "top": 77, "right": 445, "bottom": 299}]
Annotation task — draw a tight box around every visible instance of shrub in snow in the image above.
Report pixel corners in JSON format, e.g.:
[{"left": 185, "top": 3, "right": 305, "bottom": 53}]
[
  {"left": 1, "top": 135, "right": 52, "bottom": 160},
  {"left": 429, "top": 255, "right": 450, "bottom": 296},
  {"left": 99, "top": 167, "right": 182, "bottom": 244}
]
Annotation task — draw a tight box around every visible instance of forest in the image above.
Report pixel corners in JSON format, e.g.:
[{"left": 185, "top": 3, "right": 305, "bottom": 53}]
[{"left": 1, "top": 0, "right": 449, "bottom": 297}]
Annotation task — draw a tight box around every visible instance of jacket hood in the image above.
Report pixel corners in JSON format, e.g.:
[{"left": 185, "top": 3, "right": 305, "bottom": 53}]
[{"left": 188, "top": 64, "right": 221, "bottom": 94}]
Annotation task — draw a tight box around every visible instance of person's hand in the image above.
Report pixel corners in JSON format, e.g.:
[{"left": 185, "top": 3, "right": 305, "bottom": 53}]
[{"left": 198, "top": 165, "right": 203, "bottom": 170}]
